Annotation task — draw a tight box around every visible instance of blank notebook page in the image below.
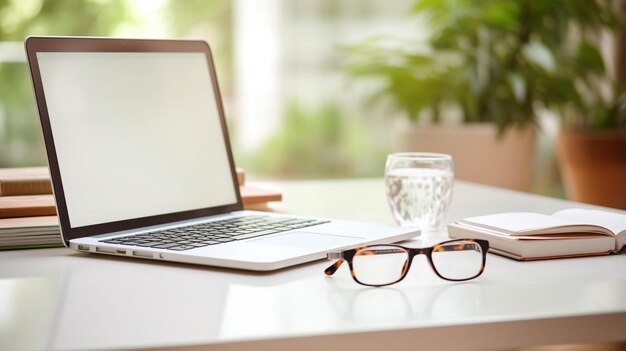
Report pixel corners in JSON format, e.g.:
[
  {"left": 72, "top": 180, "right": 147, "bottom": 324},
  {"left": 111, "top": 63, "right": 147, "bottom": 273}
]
[{"left": 459, "top": 213, "right": 583, "bottom": 235}]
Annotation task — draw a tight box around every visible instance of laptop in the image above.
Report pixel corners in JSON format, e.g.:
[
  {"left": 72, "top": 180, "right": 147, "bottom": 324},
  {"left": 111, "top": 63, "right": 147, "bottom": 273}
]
[{"left": 25, "top": 36, "right": 419, "bottom": 271}]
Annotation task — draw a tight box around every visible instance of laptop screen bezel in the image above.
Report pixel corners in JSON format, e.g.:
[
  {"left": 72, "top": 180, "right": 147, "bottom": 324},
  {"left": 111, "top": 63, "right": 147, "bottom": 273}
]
[{"left": 25, "top": 36, "right": 243, "bottom": 245}]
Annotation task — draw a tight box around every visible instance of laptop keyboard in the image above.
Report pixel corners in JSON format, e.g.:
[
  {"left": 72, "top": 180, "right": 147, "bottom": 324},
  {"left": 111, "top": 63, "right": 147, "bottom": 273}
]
[{"left": 99, "top": 215, "right": 329, "bottom": 251}]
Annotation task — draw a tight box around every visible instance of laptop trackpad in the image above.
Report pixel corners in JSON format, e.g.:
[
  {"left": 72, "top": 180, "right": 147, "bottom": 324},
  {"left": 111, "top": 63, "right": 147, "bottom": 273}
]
[{"left": 251, "top": 231, "right": 363, "bottom": 250}]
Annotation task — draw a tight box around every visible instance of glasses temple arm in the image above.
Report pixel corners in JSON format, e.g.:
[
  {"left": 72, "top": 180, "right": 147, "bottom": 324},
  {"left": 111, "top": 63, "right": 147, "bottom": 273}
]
[{"left": 324, "top": 252, "right": 344, "bottom": 276}]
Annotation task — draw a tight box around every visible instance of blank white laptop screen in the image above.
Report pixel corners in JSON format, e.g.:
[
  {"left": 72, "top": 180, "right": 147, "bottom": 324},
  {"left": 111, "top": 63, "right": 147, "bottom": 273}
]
[{"left": 36, "top": 52, "right": 237, "bottom": 228}]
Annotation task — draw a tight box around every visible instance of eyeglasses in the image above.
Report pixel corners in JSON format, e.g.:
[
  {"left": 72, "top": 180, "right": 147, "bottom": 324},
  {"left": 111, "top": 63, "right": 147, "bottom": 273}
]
[{"left": 324, "top": 239, "right": 489, "bottom": 287}]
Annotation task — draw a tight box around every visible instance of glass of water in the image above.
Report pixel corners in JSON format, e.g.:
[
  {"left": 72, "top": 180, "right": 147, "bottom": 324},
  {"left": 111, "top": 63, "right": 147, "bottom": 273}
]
[{"left": 384, "top": 153, "right": 454, "bottom": 232}]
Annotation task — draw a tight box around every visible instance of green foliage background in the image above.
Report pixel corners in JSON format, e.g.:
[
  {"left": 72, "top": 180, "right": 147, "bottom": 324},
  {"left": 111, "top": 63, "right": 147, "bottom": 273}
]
[
  {"left": 347, "top": 0, "right": 624, "bottom": 132},
  {"left": 240, "top": 102, "right": 388, "bottom": 179}
]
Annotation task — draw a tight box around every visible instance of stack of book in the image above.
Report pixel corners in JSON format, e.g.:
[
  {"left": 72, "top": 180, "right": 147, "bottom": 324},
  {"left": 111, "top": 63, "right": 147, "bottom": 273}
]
[
  {"left": 0, "top": 167, "right": 58, "bottom": 250},
  {"left": 0, "top": 167, "right": 282, "bottom": 250}
]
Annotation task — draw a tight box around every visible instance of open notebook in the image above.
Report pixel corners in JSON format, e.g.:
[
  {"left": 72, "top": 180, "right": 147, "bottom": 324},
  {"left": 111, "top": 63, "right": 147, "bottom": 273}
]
[{"left": 448, "top": 208, "right": 626, "bottom": 260}]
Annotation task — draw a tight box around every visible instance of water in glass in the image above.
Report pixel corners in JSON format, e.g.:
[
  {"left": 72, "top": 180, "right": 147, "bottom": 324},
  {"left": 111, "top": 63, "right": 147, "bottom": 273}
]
[{"left": 385, "top": 153, "right": 453, "bottom": 231}]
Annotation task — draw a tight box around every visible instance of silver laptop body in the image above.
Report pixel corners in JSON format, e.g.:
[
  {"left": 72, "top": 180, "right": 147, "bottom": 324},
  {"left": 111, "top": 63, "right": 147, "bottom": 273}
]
[{"left": 26, "top": 36, "right": 418, "bottom": 271}]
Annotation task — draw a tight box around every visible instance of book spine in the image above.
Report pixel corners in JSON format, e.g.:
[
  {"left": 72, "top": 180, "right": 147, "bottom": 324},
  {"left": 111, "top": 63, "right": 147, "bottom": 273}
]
[
  {"left": 0, "top": 205, "right": 57, "bottom": 218},
  {"left": 0, "top": 195, "right": 57, "bottom": 218},
  {"left": 0, "top": 178, "right": 53, "bottom": 196},
  {"left": 236, "top": 168, "right": 245, "bottom": 186}
]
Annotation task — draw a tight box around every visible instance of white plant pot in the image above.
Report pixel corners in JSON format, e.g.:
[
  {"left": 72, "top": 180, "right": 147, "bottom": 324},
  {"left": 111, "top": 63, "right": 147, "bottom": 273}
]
[{"left": 391, "top": 120, "right": 537, "bottom": 191}]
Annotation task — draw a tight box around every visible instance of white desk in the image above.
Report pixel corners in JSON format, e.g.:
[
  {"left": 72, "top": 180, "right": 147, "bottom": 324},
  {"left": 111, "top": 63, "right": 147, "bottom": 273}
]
[{"left": 0, "top": 179, "right": 625, "bottom": 350}]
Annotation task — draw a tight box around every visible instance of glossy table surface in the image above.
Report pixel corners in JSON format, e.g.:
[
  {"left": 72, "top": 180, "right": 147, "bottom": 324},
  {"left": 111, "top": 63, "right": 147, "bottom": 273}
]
[{"left": 0, "top": 179, "right": 625, "bottom": 350}]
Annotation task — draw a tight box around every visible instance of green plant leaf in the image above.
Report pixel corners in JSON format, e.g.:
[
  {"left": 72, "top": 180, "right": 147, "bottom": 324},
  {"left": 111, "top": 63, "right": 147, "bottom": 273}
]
[
  {"left": 522, "top": 42, "right": 555, "bottom": 72},
  {"left": 482, "top": 1, "right": 519, "bottom": 30},
  {"left": 575, "top": 41, "right": 606, "bottom": 74},
  {"left": 506, "top": 73, "right": 526, "bottom": 103}
]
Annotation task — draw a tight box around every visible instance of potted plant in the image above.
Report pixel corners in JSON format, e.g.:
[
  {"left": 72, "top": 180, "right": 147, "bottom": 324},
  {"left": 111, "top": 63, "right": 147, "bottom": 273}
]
[
  {"left": 557, "top": 101, "right": 626, "bottom": 209},
  {"left": 556, "top": 54, "right": 626, "bottom": 208},
  {"left": 345, "top": 0, "right": 619, "bottom": 192},
  {"left": 528, "top": 0, "right": 626, "bottom": 209}
]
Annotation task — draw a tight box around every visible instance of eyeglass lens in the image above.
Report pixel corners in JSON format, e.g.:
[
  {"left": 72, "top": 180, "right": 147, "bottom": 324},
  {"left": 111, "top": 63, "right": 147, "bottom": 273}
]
[
  {"left": 352, "top": 245, "right": 409, "bottom": 286},
  {"left": 431, "top": 240, "right": 483, "bottom": 280}
]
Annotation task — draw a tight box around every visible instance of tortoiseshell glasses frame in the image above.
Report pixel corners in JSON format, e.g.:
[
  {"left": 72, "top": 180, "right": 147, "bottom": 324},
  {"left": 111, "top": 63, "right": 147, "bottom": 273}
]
[{"left": 324, "top": 238, "right": 489, "bottom": 287}]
